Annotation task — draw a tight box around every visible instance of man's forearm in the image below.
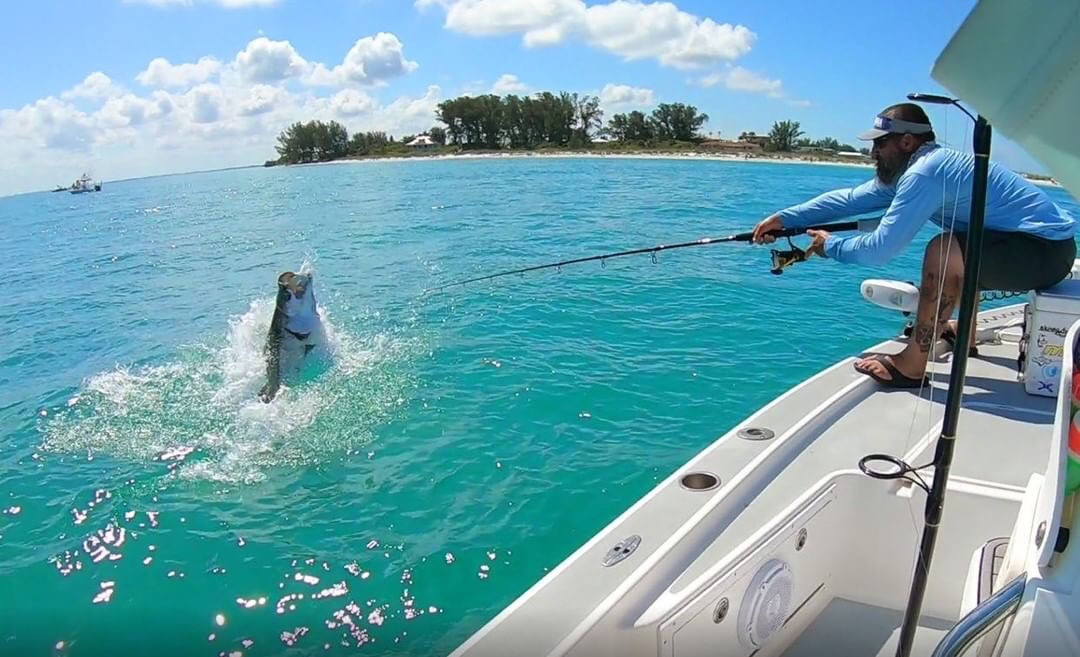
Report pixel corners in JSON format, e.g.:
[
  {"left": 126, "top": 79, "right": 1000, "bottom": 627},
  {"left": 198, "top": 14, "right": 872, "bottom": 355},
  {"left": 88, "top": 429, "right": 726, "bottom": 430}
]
[{"left": 777, "top": 179, "right": 892, "bottom": 229}]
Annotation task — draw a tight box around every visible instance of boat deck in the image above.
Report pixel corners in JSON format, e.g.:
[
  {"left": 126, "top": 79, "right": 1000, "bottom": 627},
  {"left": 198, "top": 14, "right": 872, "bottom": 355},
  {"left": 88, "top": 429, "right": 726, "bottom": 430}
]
[
  {"left": 450, "top": 305, "right": 1055, "bottom": 657},
  {"left": 785, "top": 599, "right": 953, "bottom": 657},
  {"left": 670, "top": 307, "right": 1048, "bottom": 595}
]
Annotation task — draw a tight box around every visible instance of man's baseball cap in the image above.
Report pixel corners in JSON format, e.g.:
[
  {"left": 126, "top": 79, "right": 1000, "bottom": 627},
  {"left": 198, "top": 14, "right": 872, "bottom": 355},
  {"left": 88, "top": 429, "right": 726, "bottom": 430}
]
[{"left": 859, "top": 114, "right": 934, "bottom": 141}]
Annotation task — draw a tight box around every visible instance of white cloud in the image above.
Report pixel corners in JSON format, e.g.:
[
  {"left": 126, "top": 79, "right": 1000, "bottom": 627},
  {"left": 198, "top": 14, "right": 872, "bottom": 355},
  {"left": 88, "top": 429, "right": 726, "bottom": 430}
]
[
  {"left": 442, "top": 0, "right": 582, "bottom": 37},
  {"left": 701, "top": 66, "right": 781, "bottom": 97},
  {"left": 330, "top": 89, "right": 377, "bottom": 116},
  {"left": 581, "top": 2, "right": 754, "bottom": 69},
  {"left": 419, "top": 0, "right": 755, "bottom": 70},
  {"left": 265, "top": 84, "right": 439, "bottom": 134},
  {"left": 0, "top": 97, "right": 98, "bottom": 151},
  {"left": 61, "top": 72, "right": 123, "bottom": 101},
  {"left": 239, "top": 84, "right": 286, "bottom": 116},
  {"left": 304, "top": 33, "right": 419, "bottom": 87},
  {"left": 136, "top": 56, "right": 222, "bottom": 88},
  {"left": 598, "top": 83, "right": 655, "bottom": 110},
  {"left": 490, "top": 73, "right": 528, "bottom": 95},
  {"left": 336, "top": 33, "right": 419, "bottom": 85},
  {"left": 0, "top": 31, "right": 430, "bottom": 195},
  {"left": 98, "top": 92, "right": 173, "bottom": 128},
  {"left": 370, "top": 85, "right": 443, "bottom": 134},
  {"left": 234, "top": 37, "right": 309, "bottom": 83},
  {"left": 698, "top": 66, "right": 809, "bottom": 106},
  {"left": 182, "top": 83, "right": 226, "bottom": 123},
  {"left": 305, "top": 63, "right": 339, "bottom": 87}
]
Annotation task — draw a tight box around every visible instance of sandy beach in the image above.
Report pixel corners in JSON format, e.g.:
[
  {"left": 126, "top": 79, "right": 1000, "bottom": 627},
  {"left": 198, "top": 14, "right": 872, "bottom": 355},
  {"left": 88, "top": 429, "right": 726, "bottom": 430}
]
[
  {"left": 306, "top": 148, "right": 876, "bottom": 170},
  {"left": 295, "top": 149, "right": 1064, "bottom": 188}
]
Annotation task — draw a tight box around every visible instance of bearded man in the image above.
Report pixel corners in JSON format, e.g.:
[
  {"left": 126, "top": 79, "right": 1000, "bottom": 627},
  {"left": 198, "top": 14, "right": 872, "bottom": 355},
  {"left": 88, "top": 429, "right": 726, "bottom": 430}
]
[{"left": 751, "top": 102, "right": 1075, "bottom": 388}]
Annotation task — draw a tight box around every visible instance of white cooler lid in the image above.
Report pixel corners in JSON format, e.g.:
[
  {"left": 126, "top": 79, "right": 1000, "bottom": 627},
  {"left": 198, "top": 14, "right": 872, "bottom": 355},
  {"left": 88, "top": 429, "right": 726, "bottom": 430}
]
[{"left": 1033, "top": 279, "right": 1080, "bottom": 313}]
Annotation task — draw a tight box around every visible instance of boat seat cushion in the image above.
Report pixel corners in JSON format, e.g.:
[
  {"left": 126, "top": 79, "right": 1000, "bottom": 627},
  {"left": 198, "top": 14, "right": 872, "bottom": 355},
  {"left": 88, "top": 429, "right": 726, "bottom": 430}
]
[
  {"left": 962, "top": 536, "right": 1009, "bottom": 615},
  {"left": 960, "top": 473, "right": 1043, "bottom": 617}
]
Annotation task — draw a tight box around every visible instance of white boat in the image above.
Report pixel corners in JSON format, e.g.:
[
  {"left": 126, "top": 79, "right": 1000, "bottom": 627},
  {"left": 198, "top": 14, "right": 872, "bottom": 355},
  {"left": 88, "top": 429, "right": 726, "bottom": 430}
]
[
  {"left": 69, "top": 173, "right": 101, "bottom": 194},
  {"left": 448, "top": 1, "right": 1080, "bottom": 655}
]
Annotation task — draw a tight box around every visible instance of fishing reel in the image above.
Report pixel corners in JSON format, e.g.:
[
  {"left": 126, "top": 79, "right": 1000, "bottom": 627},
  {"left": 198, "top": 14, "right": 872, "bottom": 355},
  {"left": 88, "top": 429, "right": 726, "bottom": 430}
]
[{"left": 769, "top": 238, "right": 809, "bottom": 275}]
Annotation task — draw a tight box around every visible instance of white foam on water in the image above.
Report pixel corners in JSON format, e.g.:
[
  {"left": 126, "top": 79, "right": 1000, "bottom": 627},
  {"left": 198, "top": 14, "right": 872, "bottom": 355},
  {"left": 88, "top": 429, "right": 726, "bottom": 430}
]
[{"left": 41, "top": 279, "right": 421, "bottom": 484}]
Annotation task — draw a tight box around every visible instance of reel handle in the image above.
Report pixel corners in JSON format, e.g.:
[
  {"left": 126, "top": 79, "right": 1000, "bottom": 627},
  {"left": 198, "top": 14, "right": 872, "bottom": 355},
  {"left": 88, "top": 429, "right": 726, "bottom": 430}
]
[{"left": 769, "top": 244, "right": 808, "bottom": 275}]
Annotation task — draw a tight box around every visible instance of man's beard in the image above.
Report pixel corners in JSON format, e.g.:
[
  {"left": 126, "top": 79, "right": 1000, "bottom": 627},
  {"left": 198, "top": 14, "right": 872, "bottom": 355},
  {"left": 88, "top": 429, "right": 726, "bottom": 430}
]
[{"left": 875, "top": 151, "right": 908, "bottom": 185}]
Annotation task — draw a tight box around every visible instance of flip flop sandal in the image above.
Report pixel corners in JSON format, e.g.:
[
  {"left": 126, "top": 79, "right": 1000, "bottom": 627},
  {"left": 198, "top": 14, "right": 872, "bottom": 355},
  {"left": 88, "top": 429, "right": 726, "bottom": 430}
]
[
  {"left": 941, "top": 326, "right": 979, "bottom": 356},
  {"left": 854, "top": 354, "right": 930, "bottom": 389}
]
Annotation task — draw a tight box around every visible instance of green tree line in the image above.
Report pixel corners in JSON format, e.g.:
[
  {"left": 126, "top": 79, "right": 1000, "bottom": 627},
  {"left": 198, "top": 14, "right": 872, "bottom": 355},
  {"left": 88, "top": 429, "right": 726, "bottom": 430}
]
[
  {"left": 760, "top": 120, "right": 859, "bottom": 153},
  {"left": 436, "top": 92, "right": 709, "bottom": 148},
  {"left": 272, "top": 121, "right": 418, "bottom": 164},
  {"left": 270, "top": 91, "right": 865, "bottom": 165}
]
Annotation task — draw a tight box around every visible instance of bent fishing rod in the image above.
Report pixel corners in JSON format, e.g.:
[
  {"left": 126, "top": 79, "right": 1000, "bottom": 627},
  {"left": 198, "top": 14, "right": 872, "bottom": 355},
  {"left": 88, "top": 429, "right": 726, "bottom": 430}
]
[{"left": 425, "top": 218, "right": 876, "bottom": 293}]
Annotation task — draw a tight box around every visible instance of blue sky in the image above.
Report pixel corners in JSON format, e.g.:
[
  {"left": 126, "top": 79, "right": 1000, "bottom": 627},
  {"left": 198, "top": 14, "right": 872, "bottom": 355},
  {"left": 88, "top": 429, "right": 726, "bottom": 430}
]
[{"left": 0, "top": 0, "right": 1047, "bottom": 196}]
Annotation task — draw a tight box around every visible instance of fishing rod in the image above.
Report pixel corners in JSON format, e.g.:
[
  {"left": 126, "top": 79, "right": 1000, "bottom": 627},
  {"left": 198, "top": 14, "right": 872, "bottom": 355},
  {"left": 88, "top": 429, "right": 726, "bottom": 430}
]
[
  {"left": 426, "top": 219, "right": 875, "bottom": 293},
  {"left": 891, "top": 94, "right": 990, "bottom": 657}
]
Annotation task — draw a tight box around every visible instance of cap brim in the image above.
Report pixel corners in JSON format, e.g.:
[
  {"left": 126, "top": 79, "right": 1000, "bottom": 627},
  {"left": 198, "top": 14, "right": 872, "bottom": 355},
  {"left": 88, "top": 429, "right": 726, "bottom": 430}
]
[{"left": 858, "top": 128, "right": 889, "bottom": 141}]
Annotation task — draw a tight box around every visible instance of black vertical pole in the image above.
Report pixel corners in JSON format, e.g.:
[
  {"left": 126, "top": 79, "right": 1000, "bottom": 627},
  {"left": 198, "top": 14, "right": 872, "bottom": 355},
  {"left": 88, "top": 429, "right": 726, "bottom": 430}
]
[{"left": 895, "top": 115, "right": 992, "bottom": 657}]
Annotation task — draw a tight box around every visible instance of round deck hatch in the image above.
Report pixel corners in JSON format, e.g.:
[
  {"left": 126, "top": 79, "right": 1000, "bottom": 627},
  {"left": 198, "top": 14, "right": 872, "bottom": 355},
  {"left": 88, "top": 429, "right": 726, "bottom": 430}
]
[
  {"left": 680, "top": 472, "right": 720, "bottom": 491},
  {"left": 738, "top": 427, "right": 775, "bottom": 441}
]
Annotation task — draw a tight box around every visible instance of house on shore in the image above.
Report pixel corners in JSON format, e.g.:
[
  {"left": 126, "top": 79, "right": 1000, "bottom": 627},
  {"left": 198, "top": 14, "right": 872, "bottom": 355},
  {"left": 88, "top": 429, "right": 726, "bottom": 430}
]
[
  {"left": 406, "top": 135, "right": 438, "bottom": 151},
  {"left": 699, "top": 139, "right": 762, "bottom": 154},
  {"left": 737, "top": 132, "right": 772, "bottom": 148}
]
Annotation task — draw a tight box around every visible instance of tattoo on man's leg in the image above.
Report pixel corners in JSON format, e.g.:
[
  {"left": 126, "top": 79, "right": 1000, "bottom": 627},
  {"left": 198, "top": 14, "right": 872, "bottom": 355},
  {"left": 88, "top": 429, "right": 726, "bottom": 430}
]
[
  {"left": 937, "top": 294, "right": 955, "bottom": 326},
  {"left": 915, "top": 325, "right": 936, "bottom": 353}
]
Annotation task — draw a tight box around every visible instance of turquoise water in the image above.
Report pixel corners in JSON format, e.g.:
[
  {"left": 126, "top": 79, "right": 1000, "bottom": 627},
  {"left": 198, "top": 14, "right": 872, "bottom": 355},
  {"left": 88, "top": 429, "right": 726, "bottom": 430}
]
[{"left": 2, "top": 157, "right": 1077, "bottom": 656}]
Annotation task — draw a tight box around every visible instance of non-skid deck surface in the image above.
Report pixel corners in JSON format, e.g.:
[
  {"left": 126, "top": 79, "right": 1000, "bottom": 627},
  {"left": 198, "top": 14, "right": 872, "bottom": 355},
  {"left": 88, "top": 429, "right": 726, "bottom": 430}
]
[{"left": 783, "top": 598, "right": 953, "bottom": 657}]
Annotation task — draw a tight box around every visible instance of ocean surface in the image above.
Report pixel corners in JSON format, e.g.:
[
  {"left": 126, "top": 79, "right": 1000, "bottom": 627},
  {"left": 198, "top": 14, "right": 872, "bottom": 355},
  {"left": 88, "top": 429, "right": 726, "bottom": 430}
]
[{"left": 1, "top": 156, "right": 1077, "bottom": 656}]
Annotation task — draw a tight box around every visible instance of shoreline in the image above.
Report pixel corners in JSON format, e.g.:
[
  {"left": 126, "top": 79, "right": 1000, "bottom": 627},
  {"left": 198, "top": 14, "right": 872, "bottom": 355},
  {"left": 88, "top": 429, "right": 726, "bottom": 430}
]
[
  {"left": 289, "top": 149, "right": 878, "bottom": 171},
  {"left": 278, "top": 149, "right": 1064, "bottom": 187}
]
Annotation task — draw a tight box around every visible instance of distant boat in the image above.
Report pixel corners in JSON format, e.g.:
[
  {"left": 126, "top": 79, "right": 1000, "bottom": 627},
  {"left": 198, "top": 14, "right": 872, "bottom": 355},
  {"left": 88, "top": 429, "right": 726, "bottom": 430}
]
[{"left": 69, "top": 173, "right": 102, "bottom": 194}]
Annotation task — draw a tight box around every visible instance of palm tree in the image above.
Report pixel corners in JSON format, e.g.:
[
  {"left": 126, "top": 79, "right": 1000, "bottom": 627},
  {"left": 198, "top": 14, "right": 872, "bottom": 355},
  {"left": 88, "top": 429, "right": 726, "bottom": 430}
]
[{"left": 768, "top": 120, "right": 805, "bottom": 152}]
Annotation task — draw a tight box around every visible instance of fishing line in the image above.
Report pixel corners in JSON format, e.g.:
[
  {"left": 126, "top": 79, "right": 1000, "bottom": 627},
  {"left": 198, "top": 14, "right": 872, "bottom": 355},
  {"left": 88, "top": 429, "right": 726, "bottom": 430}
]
[
  {"left": 895, "top": 107, "right": 951, "bottom": 533},
  {"left": 893, "top": 106, "right": 968, "bottom": 539},
  {"left": 423, "top": 219, "right": 875, "bottom": 294}
]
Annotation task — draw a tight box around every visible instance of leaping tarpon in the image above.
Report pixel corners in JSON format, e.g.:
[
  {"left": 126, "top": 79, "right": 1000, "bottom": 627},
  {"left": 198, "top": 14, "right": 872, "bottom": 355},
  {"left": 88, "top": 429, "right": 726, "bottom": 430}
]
[{"left": 259, "top": 270, "right": 323, "bottom": 402}]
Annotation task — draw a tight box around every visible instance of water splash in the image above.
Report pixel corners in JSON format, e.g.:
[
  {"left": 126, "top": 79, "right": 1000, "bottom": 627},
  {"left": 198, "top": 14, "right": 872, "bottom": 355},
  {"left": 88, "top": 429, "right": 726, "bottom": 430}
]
[{"left": 40, "top": 292, "right": 421, "bottom": 484}]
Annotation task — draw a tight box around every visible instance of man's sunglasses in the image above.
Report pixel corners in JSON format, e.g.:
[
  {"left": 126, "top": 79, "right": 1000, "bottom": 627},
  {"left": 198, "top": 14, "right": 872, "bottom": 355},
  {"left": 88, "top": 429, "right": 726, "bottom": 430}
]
[{"left": 873, "top": 133, "right": 900, "bottom": 149}]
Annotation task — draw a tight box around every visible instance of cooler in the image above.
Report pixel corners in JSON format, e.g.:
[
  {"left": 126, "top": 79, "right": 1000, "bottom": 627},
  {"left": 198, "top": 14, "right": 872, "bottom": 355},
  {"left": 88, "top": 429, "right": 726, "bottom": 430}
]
[{"left": 1023, "top": 279, "right": 1080, "bottom": 396}]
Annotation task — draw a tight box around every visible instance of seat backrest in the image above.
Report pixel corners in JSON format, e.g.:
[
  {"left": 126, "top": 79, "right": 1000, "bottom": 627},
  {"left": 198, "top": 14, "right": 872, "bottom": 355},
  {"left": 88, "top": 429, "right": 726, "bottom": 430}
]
[{"left": 996, "top": 473, "right": 1044, "bottom": 591}]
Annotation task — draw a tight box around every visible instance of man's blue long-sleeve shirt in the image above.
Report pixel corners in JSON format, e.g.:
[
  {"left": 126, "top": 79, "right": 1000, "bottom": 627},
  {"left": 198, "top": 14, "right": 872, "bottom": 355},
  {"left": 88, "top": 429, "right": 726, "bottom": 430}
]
[{"left": 775, "top": 143, "right": 1076, "bottom": 265}]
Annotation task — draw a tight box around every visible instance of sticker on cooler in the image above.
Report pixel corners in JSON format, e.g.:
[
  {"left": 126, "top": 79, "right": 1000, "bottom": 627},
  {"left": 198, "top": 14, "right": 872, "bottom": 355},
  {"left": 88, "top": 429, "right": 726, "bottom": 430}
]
[
  {"left": 1024, "top": 280, "right": 1080, "bottom": 397},
  {"left": 1029, "top": 328, "right": 1067, "bottom": 395}
]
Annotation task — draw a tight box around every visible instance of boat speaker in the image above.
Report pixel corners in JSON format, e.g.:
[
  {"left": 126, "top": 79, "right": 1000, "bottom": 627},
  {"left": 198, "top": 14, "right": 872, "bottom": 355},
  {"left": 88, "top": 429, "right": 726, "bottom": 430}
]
[{"left": 736, "top": 558, "right": 793, "bottom": 650}]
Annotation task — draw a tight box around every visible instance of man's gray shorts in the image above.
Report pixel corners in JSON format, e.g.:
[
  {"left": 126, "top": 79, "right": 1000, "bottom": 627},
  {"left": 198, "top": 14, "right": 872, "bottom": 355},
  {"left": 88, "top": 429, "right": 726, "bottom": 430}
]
[{"left": 954, "top": 230, "right": 1076, "bottom": 292}]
